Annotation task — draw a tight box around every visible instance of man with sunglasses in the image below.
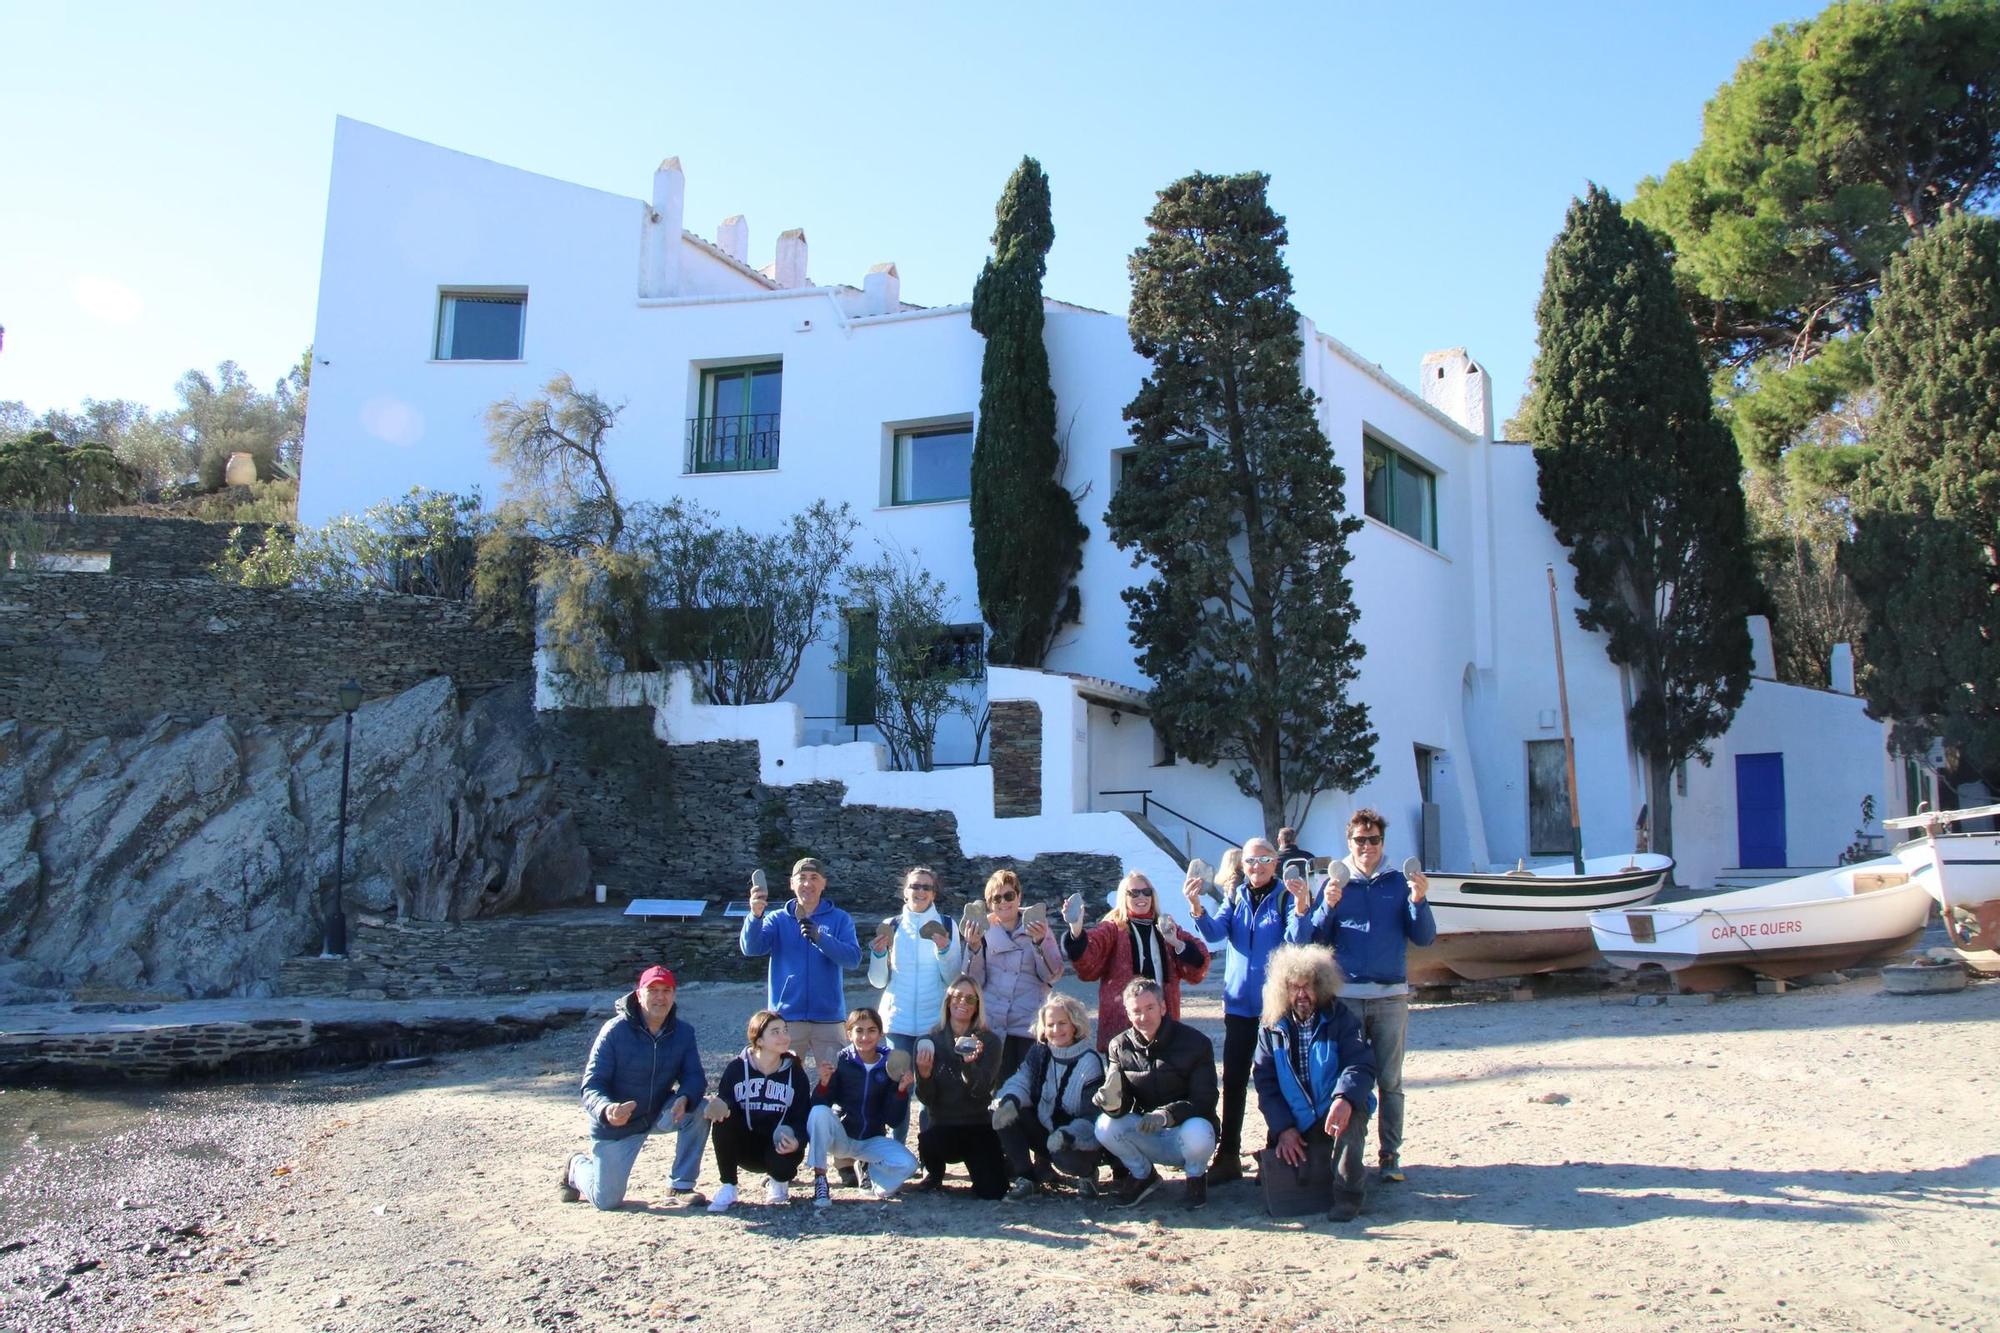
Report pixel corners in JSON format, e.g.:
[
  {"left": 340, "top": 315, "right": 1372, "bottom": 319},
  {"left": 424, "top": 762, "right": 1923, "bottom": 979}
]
[
  {"left": 1185, "top": 836, "right": 1291, "bottom": 1185},
  {"left": 1284, "top": 808, "right": 1434, "bottom": 1184}
]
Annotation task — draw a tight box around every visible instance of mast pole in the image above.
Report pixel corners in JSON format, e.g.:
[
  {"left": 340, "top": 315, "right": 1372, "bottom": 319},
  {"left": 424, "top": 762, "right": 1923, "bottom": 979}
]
[{"left": 1548, "top": 565, "right": 1586, "bottom": 874}]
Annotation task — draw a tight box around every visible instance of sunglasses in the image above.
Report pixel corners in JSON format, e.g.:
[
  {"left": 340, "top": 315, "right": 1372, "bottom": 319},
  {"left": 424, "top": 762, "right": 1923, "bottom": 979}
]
[
  {"left": 907, "top": 883, "right": 937, "bottom": 893},
  {"left": 990, "top": 890, "right": 1019, "bottom": 904},
  {"left": 1351, "top": 834, "right": 1383, "bottom": 846},
  {"left": 1245, "top": 855, "right": 1276, "bottom": 865},
  {"left": 1127, "top": 887, "right": 1155, "bottom": 898}
]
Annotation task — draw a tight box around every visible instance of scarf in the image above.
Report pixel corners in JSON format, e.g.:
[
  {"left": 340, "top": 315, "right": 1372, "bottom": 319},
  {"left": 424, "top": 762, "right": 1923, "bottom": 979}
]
[{"left": 1125, "top": 917, "right": 1167, "bottom": 982}]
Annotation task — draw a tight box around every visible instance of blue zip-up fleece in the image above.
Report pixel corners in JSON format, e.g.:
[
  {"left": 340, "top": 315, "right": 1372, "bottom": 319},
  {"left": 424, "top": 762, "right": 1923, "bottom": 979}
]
[
  {"left": 1251, "top": 1004, "right": 1376, "bottom": 1135},
  {"left": 1285, "top": 867, "right": 1438, "bottom": 986},
  {"left": 1193, "top": 882, "right": 1292, "bottom": 1018},
  {"left": 812, "top": 1044, "right": 910, "bottom": 1141},
  {"left": 579, "top": 992, "right": 706, "bottom": 1141},
  {"left": 739, "top": 898, "right": 863, "bottom": 1022}
]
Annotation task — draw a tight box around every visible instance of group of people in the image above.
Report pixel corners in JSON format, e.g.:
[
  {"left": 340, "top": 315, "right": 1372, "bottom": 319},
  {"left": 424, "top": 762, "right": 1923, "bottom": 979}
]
[{"left": 558, "top": 811, "right": 1437, "bottom": 1224}]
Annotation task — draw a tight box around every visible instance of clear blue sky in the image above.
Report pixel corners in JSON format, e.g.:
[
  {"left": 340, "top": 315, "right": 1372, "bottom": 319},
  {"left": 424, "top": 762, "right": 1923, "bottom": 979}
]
[{"left": 0, "top": 1, "right": 1819, "bottom": 431}]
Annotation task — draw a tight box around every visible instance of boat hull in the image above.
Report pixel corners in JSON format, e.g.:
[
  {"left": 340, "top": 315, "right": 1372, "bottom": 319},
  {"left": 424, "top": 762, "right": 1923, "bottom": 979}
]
[
  {"left": 1590, "top": 861, "right": 1932, "bottom": 991},
  {"left": 1408, "top": 855, "right": 1673, "bottom": 985},
  {"left": 1892, "top": 832, "right": 2000, "bottom": 951}
]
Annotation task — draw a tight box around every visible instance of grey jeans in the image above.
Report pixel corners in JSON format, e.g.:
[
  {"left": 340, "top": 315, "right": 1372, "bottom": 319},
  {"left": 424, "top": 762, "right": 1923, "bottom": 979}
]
[{"left": 1340, "top": 994, "right": 1409, "bottom": 1165}]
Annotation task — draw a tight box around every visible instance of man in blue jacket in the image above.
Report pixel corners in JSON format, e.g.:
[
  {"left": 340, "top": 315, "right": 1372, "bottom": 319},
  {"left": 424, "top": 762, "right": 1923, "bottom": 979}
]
[
  {"left": 1184, "top": 835, "right": 1292, "bottom": 1185},
  {"left": 559, "top": 965, "right": 710, "bottom": 1209},
  {"left": 1252, "top": 944, "right": 1376, "bottom": 1220},
  {"left": 740, "top": 857, "right": 862, "bottom": 1067},
  {"left": 1285, "top": 808, "right": 1435, "bottom": 1184}
]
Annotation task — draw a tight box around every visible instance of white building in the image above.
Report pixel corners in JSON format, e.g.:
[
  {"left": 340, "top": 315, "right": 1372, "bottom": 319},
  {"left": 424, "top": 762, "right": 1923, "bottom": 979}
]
[{"left": 300, "top": 117, "right": 1910, "bottom": 891}]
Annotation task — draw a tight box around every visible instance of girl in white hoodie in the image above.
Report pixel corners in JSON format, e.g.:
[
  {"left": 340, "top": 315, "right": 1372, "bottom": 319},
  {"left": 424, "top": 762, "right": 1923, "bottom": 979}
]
[{"left": 865, "top": 866, "right": 965, "bottom": 1140}]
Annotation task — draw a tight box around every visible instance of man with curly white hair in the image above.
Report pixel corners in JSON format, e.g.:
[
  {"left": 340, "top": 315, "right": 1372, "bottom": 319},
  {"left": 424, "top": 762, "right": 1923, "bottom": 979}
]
[{"left": 1251, "top": 944, "right": 1377, "bottom": 1220}]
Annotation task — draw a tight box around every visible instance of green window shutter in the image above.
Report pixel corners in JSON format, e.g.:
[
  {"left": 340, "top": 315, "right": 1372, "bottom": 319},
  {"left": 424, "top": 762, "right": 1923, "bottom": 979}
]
[{"left": 843, "top": 609, "right": 879, "bottom": 726}]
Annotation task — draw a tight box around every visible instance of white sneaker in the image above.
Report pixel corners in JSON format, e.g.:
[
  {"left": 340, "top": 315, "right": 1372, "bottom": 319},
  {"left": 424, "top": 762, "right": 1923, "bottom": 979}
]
[
  {"left": 870, "top": 1184, "right": 896, "bottom": 1201},
  {"left": 706, "top": 1184, "right": 738, "bottom": 1214},
  {"left": 766, "top": 1179, "right": 790, "bottom": 1205}
]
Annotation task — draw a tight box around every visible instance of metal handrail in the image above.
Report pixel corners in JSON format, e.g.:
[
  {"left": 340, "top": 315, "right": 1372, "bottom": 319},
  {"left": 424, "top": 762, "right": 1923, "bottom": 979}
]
[
  {"left": 686, "top": 412, "right": 781, "bottom": 473},
  {"left": 1098, "top": 788, "right": 1242, "bottom": 851}
]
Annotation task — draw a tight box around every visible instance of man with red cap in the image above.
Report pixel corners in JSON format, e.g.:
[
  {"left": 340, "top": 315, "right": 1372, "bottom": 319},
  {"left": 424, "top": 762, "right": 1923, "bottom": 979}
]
[{"left": 559, "top": 964, "right": 711, "bottom": 1209}]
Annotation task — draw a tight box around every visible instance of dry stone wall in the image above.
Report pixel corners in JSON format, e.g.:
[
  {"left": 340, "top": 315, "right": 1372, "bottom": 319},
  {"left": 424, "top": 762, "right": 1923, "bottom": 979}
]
[
  {"left": 9, "top": 512, "right": 275, "bottom": 580},
  {"left": 659, "top": 738, "right": 1122, "bottom": 922},
  {"left": 278, "top": 913, "right": 761, "bottom": 998},
  {"left": 0, "top": 571, "right": 529, "bottom": 727}
]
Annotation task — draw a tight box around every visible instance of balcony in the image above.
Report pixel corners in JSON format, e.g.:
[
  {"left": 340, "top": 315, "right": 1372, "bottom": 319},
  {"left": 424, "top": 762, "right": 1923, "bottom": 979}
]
[{"left": 686, "top": 412, "right": 781, "bottom": 473}]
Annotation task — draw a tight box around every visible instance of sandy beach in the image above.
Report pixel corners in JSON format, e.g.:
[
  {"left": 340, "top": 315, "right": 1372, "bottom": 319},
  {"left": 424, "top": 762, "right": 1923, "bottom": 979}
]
[{"left": 6, "top": 973, "right": 1996, "bottom": 1333}]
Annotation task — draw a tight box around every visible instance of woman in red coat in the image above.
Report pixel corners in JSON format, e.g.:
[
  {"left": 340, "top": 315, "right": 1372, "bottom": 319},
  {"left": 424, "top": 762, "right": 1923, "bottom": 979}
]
[{"left": 1061, "top": 869, "right": 1211, "bottom": 1050}]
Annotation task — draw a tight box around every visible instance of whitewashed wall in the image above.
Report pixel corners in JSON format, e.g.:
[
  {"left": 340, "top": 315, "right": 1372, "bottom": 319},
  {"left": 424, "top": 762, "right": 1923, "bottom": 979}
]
[{"left": 304, "top": 118, "right": 1895, "bottom": 888}]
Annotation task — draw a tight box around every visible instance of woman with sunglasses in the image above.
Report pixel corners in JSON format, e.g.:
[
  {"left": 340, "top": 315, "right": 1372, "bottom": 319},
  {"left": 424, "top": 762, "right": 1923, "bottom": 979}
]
[
  {"left": 912, "top": 975, "right": 1008, "bottom": 1198},
  {"left": 964, "top": 869, "right": 1065, "bottom": 1082},
  {"left": 1284, "top": 807, "right": 1434, "bottom": 1185},
  {"left": 1063, "top": 870, "right": 1210, "bottom": 1050},
  {"left": 866, "top": 866, "right": 965, "bottom": 1141}
]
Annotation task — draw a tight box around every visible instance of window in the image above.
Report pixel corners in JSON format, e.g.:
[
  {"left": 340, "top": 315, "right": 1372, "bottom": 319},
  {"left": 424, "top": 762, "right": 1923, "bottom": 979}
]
[
  {"left": 1362, "top": 433, "right": 1437, "bottom": 548},
  {"left": 1114, "top": 439, "right": 1205, "bottom": 491},
  {"left": 892, "top": 423, "right": 973, "bottom": 505},
  {"left": 689, "top": 362, "right": 782, "bottom": 472},
  {"left": 931, "top": 623, "right": 986, "bottom": 678},
  {"left": 435, "top": 291, "right": 525, "bottom": 360}
]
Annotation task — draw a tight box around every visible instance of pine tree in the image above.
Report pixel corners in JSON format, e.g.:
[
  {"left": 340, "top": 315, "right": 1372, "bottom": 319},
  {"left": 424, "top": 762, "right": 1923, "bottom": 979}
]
[
  {"left": 1846, "top": 213, "right": 2000, "bottom": 784},
  {"left": 1519, "top": 186, "right": 1760, "bottom": 859},
  {"left": 969, "top": 157, "right": 1087, "bottom": 667},
  {"left": 1105, "top": 172, "right": 1375, "bottom": 833}
]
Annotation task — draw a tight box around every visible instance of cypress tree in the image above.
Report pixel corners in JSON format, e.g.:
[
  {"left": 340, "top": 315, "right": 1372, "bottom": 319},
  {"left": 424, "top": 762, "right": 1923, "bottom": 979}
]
[
  {"left": 1105, "top": 171, "right": 1376, "bottom": 834},
  {"left": 1846, "top": 213, "right": 2000, "bottom": 784},
  {"left": 969, "top": 157, "right": 1087, "bottom": 667},
  {"left": 1518, "top": 185, "right": 1759, "bottom": 859}
]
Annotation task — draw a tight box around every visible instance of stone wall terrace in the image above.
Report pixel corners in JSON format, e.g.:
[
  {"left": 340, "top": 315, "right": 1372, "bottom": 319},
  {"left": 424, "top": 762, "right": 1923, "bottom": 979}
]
[
  {"left": 0, "top": 572, "right": 530, "bottom": 726},
  {"left": 277, "top": 911, "right": 763, "bottom": 999}
]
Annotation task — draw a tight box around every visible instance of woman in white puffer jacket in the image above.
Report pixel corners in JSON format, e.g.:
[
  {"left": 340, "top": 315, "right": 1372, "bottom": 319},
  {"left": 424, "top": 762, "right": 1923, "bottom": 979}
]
[{"left": 865, "top": 866, "right": 965, "bottom": 1140}]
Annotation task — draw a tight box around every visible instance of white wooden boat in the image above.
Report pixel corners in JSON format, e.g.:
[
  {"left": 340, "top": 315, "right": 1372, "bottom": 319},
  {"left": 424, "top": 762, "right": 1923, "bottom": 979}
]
[
  {"left": 1407, "top": 853, "right": 1674, "bottom": 984},
  {"left": 1886, "top": 803, "right": 2000, "bottom": 951},
  {"left": 1589, "top": 856, "right": 1932, "bottom": 991}
]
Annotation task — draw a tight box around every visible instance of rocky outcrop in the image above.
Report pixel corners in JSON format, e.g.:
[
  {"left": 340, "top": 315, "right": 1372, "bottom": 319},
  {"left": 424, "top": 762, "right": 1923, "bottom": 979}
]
[{"left": 0, "top": 679, "right": 587, "bottom": 1001}]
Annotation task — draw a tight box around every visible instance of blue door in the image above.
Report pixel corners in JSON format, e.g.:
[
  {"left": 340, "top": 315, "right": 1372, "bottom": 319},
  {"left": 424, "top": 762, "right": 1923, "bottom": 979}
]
[{"left": 1735, "top": 753, "right": 1787, "bottom": 868}]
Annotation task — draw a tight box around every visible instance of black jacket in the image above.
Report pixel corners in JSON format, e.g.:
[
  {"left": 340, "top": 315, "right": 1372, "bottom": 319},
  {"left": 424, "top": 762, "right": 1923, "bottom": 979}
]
[
  {"left": 913, "top": 1024, "right": 1003, "bottom": 1128},
  {"left": 1096, "top": 1016, "right": 1218, "bottom": 1128}
]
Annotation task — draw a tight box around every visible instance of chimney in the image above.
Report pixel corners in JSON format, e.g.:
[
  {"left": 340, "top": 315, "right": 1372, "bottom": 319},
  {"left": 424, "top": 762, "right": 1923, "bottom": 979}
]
[
  {"left": 1829, "top": 642, "right": 1856, "bottom": 694},
  {"left": 641, "top": 157, "right": 685, "bottom": 298},
  {"left": 862, "top": 262, "right": 901, "bottom": 315},
  {"left": 1748, "top": 615, "right": 1776, "bottom": 679},
  {"left": 774, "top": 228, "right": 809, "bottom": 288},
  {"left": 717, "top": 214, "right": 748, "bottom": 265},
  {"left": 1420, "top": 348, "right": 1495, "bottom": 438}
]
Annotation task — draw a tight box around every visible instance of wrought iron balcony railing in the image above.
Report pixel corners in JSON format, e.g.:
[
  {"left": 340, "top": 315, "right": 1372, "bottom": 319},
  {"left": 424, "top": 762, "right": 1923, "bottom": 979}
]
[{"left": 686, "top": 412, "right": 781, "bottom": 473}]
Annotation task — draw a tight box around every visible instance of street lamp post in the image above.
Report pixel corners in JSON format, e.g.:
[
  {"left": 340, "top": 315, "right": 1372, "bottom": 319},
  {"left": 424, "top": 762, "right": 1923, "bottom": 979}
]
[{"left": 321, "top": 679, "right": 363, "bottom": 958}]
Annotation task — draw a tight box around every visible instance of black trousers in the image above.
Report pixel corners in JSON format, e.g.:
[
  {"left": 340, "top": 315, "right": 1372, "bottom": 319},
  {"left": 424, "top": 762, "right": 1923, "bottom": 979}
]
[
  {"left": 997, "top": 1118, "right": 1104, "bottom": 1183},
  {"left": 713, "top": 1115, "right": 803, "bottom": 1186},
  {"left": 918, "top": 1122, "right": 1009, "bottom": 1199},
  {"left": 1219, "top": 1014, "right": 1260, "bottom": 1160},
  {"left": 1265, "top": 1118, "right": 1370, "bottom": 1208},
  {"left": 997, "top": 1034, "right": 1037, "bottom": 1086}
]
